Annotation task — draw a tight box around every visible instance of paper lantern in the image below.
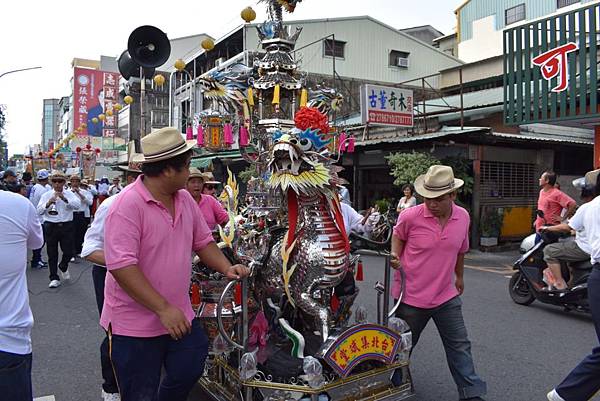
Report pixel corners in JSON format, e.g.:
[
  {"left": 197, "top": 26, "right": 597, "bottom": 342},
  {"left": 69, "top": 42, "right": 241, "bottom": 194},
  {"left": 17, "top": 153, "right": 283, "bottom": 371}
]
[
  {"left": 106, "top": 110, "right": 114, "bottom": 117},
  {"left": 186, "top": 126, "right": 193, "bottom": 140},
  {"left": 201, "top": 38, "right": 215, "bottom": 51},
  {"left": 92, "top": 117, "right": 99, "bottom": 124},
  {"left": 95, "top": 148, "right": 101, "bottom": 154},
  {"left": 241, "top": 6, "right": 256, "bottom": 23},
  {"left": 86, "top": 144, "right": 92, "bottom": 150},
  {"left": 76, "top": 147, "right": 82, "bottom": 153},
  {"left": 174, "top": 59, "right": 186, "bottom": 71},
  {"left": 113, "top": 103, "right": 123, "bottom": 111},
  {"left": 153, "top": 75, "right": 165, "bottom": 86},
  {"left": 197, "top": 126, "right": 204, "bottom": 147},
  {"left": 124, "top": 95, "right": 134, "bottom": 105},
  {"left": 239, "top": 126, "right": 249, "bottom": 146},
  {"left": 81, "top": 123, "right": 87, "bottom": 129},
  {"left": 98, "top": 114, "right": 106, "bottom": 121}
]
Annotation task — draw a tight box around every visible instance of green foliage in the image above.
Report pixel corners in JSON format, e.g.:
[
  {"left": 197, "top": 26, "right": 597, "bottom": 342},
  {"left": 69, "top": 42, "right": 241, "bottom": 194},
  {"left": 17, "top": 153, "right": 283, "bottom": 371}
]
[
  {"left": 0, "top": 105, "right": 6, "bottom": 132},
  {"left": 374, "top": 198, "right": 393, "bottom": 213},
  {"left": 479, "top": 207, "right": 504, "bottom": 237},
  {"left": 385, "top": 151, "right": 440, "bottom": 187},
  {"left": 238, "top": 163, "right": 259, "bottom": 183},
  {"left": 441, "top": 155, "right": 473, "bottom": 196}
]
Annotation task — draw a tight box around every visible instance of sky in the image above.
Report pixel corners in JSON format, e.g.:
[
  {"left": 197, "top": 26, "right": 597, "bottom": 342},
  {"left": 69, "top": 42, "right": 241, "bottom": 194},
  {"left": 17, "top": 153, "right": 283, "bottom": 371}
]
[{"left": 0, "top": 0, "right": 459, "bottom": 156}]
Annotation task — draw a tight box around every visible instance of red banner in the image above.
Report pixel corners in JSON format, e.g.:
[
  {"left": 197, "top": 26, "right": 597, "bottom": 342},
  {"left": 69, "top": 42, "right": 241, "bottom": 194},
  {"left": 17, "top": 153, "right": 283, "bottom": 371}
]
[{"left": 73, "top": 67, "right": 120, "bottom": 138}]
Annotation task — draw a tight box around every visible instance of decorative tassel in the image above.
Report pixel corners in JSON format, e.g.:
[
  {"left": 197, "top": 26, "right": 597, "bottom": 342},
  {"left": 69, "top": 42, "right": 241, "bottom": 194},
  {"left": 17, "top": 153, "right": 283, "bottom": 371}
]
[
  {"left": 197, "top": 126, "right": 204, "bottom": 147},
  {"left": 247, "top": 87, "right": 254, "bottom": 107},
  {"left": 224, "top": 123, "right": 233, "bottom": 145},
  {"left": 299, "top": 88, "right": 308, "bottom": 108},
  {"left": 272, "top": 84, "right": 281, "bottom": 105},
  {"left": 347, "top": 136, "right": 355, "bottom": 153},
  {"left": 355, "top": 260, "right": 364, "bottom": 281},
  {"left": 330, "top": 293, "right": 340, "bottom": 312},
  {"left": 186, "top": 125, "right": 193, "bottom": 140},
  {"left": 338, "top": 132, "right": 347, "bottom": 153},
  {"left": 191, "top": 283, "right": 201, "bottom": 306},
  {"left": 239, "top": 126, "right": 249, "bottom": 146},
  {"left": 234, "top": 282, "right": 242, "bottom": 305}
]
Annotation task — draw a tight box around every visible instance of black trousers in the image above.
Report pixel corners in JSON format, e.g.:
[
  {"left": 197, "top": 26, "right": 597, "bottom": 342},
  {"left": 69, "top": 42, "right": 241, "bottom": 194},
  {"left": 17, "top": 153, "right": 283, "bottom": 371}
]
[
  {"left": 31, "top": 222, "right": 46, "bottom": 265},
  {"left": 92, "top": 265, "right": 119, "bottom": 394},
  {"left": 72, "top": 211, "right": 89, "bottom": 255},
  {"left": 44, "top": 221, "right": 74, "bottom": 281}
]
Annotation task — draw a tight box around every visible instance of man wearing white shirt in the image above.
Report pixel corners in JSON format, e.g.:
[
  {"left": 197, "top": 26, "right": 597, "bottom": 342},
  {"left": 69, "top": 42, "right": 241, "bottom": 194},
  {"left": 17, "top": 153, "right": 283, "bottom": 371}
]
[
  {"left": 108, "top": 176, "right": 122, "bottom": 196},
  {"left": 69, "top": 175, "right": 93, "bottom": 258},
  {"left": 0, "top": 190, "right": 44, "bottom": 401},
  {"left": 37, "top": 171, "right": 81, "bottom": 288},
  {"left": 29, "top": 169, "right": 51, "bottom": 269}
]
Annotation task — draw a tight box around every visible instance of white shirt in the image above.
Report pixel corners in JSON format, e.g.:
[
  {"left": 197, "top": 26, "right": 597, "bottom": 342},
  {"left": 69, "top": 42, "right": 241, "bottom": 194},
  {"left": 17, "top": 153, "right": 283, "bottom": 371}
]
[
  {"left": 567, "top": 202, "right": 591, "bottom": 255},
  {"left": 581, "top": 196, "right": 600, "bottom": 264},
  {"left": 397, "top": 196, "right": 417, "bottom": 211},
  {"left": 37, "top": 189, "right": 81, "bottom": 223},
  {"left": 97, "top": 183, "right": 110, "bottom": 196},
  {"left": 29, "top": 183, "right": 51, "bottom": 223},
  {"left": 341, "top": 202, "right": 371, "bottom": 235},
  {"left": 0, "top": 191, "right": 44, "bottom": 354},
  {"left": 70, "top": 187, "right": 93, "bottom": 218},
  {"left": 108, "top": 184, "right": 122, "bottom": 196},
  {"left": 81, "top": 193, "right": 119, "bottom": 265}
]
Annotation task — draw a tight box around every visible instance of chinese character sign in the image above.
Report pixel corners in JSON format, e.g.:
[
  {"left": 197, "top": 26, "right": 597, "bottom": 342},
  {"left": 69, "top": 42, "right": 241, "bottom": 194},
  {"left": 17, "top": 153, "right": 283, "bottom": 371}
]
[
  {"left": 531, "top": 42, "right": 578, "bottom": 93},
  {"left": 73, "top": 68, "right": 120, "bottom": 138},
  {"left": 361, "top": 84, "right": 413, "bottom": 127}
]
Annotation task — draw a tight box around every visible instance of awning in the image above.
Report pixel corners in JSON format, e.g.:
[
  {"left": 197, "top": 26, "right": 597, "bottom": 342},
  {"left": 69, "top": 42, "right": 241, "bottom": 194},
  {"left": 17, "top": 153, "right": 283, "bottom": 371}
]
[{"left": 190, "top": 150, "right": 244, "bottom": 169}]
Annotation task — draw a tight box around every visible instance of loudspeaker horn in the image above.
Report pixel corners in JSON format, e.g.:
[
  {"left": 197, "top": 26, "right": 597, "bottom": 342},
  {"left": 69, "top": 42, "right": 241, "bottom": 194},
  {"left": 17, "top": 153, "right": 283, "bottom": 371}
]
[
  {"left": 127, "top": 25, "right": 171, "bottom": 69},
  {"left": 118, "top": 50, "right": 155, "bottom": 80}
]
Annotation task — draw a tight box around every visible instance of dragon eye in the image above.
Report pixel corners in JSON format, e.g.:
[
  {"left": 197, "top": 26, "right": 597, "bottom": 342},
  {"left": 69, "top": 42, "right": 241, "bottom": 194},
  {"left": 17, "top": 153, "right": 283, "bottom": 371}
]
[
  {"left": 299, "top": 138, "right": 312, "bottom": 151},
  {"left": 289, "top": 138, "right": 298, "bottom": 145}
]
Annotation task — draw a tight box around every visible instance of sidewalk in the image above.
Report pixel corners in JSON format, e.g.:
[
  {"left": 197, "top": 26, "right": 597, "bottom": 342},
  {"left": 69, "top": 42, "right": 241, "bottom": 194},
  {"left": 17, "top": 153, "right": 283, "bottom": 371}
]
[{"left": 464, "top": 249, "right": 519, "bottom": 275}]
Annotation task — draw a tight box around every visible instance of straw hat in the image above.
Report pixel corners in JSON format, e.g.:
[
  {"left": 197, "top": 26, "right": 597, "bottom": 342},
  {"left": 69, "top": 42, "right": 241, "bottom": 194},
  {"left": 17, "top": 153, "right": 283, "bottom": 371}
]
[
  {"left": 69, "top": 174, "right": 81, "bottom": 181},
  {"left": 202, "top": 171, "right": 221, "bottom": 185},
  {"left": 50, "top": 170, "right": 67, "bottom": 181},
  {"left": 585, "top": 168, "right": 600, "bottom": 188},
  {"left": 414, "top": 165, "right": 463, "bottom": 199},
  {"left": 118, "top": 152, "right": 143, "bottom": 172},
  {"left": 136, "top": 127, "right": 196, "bottom": 163},
  {"left": 188, "top": 167, "right": 205, "bottom": 180}
]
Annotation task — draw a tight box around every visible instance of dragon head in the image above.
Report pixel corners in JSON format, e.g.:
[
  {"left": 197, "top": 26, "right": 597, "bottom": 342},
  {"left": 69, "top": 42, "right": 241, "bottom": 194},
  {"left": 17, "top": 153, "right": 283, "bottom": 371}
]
[
  {"left": 267, "top": 128, "right": 331, "bottom": 193},
  {"left": 277, "top": 0, "right": 302, "bottom": 12}
]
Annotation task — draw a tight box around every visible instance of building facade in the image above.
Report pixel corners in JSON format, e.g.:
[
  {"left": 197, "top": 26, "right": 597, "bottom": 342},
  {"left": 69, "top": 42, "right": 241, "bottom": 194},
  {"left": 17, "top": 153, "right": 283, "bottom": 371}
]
[{"left": 42, "top": 98, "right": 61, "bottom": 151}]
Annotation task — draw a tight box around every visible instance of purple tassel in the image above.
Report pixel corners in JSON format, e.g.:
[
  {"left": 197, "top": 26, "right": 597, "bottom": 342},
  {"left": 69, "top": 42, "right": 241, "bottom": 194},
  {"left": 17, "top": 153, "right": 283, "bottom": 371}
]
[
  {"left": 239, "top": 126, "right": 249, "bottom": 146},
  {"left": 224, "top": 123, "right": 233, "bottom": 145},
  {"left": 347, "top": 136, "right": 355, "bottom": 153},
  {"left": 197, "top": 126, "right": 204, "bottom": 147},
  {"left": 186, "top": 126, "right": 193, "bottom": 140}
]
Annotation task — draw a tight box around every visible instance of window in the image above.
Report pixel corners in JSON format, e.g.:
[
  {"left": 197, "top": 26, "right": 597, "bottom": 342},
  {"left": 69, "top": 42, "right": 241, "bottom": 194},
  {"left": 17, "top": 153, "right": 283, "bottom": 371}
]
[
  {"left": 389, "top": 50, "right": 410, "bottom": 68},
  {"left": 323, "top": 39, "right": 345, "bottom": 58},
  {"left": 505, "top": 4, "right": 526, "bottom": 25},
  {"left": 557, "top": 0, "right": 580, "bottom": 8}
]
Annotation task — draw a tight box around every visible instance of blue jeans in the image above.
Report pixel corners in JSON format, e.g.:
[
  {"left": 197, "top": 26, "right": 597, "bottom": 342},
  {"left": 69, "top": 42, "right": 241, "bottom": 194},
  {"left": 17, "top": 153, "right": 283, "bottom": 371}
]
[
  {"left": 110, "top": 318, "right": 208, "bottom": 401},
  {"left": 0, "top": 351, "right": 32, "bottom": 401},
  {"left": 555, "top": 266, "right": 600, "bottom": 400},
  {"left": 395, "top": 296, "right": 487, "bottom": 399}
]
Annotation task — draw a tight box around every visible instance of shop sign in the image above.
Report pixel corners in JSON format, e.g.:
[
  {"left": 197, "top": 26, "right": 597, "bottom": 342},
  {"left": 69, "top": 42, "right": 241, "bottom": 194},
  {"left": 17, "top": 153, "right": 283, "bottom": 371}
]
[
  {"left": 360, "top": 84, "right": 413, "bottom": 127},
  {"left": 531, "top": 42, "right": 578, "bottom": 93}
]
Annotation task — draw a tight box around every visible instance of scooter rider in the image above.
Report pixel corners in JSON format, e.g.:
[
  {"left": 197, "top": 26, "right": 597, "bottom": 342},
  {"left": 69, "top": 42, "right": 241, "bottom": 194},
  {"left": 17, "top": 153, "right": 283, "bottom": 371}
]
[
  {"left": 547, "top": 168, "right": 600, "bottom": 401},
  {"left": 541, "top": 173, "right": 598, "bottom": 291}
]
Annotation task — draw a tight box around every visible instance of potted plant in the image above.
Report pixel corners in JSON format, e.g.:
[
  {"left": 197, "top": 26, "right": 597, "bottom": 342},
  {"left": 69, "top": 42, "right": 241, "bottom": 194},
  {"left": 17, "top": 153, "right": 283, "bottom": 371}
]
[{"left": 479, "top": 207, "right": 504, "bottom": 247}]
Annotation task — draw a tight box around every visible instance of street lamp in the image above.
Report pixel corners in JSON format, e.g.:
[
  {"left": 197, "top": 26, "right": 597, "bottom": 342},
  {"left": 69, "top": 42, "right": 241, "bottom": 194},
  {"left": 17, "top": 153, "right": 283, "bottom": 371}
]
[{"left": 0, "top": 66, "right": 42, "bottom": 80}]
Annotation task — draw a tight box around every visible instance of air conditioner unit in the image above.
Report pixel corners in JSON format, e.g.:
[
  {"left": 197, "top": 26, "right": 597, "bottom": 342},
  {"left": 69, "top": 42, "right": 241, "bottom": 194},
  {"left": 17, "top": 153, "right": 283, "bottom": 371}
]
[
  {"left": 395, "top": 57, "right": 409, "bottom": 68},
  {"left": 215, "top": 57, "right": 226, "bottom": 67}
]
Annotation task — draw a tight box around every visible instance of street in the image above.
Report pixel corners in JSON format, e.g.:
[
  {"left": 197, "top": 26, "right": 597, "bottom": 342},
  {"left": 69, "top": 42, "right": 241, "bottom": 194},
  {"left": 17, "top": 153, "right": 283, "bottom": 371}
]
[{"left": 27, "top": 251, "right": 599, "bottom": 401}]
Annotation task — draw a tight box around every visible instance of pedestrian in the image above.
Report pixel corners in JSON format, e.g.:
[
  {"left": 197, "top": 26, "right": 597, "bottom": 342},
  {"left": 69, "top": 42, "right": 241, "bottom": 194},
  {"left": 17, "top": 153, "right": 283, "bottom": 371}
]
[
  {"left": 396, "top": 183, "right": 417, "bottom": 214},
  {"left": 201, "top": 171, "right": 221, "bottom": 197},
  {"left": 108, "top": 176, "right": 122, "bottom": 196},
  {"left": 0, "top": 190, "right": 44, "bottom": 401},
  {"left": 186, "top": 168, "right": 229, "bottom": 231},
  {"left": 69, "top": 175, "right": 93, "bottom": 258},
  {"left": 97, "top": 176, "right": 110, "bottom": 204},
  {"left": 547, "top": 169, "right": 600, "bottom": 401},
  {"left": 102, "top": 127, "right": 249, "bottom": 401},
  {"left": 535, "top": 170, "right": 576, "bottom": 243},
  {"left": 36, "top": 171, "right": 81, "bottom": 288},
  {"left": 81, "top": 153, "right": 142, "bottom": 401},
  {"left": 2, "top": 169, "right": 18, "bottom": 192},
  {"left": 13, "top": 183, "right": 28, "bottom": 196},
  {"left": 391, "top": 165, "right": 487, "bottom": 401},
  {"left": 22, "top": 172, "right": 33, "bottom": 198},
  {"left": 29, "top": 169, "right": 51, "bottom": 269}
]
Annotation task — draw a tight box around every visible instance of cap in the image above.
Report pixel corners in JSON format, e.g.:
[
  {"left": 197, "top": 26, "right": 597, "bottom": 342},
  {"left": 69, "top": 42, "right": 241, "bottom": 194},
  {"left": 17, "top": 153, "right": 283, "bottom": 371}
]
[{"left": 37, "top": 169, "right": 49, "bottom": 180}]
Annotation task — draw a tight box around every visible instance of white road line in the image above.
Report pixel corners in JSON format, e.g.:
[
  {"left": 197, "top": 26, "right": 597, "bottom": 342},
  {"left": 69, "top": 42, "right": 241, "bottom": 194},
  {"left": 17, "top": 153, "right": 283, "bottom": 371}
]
[{"left": 34, "top": 396, "right": 56, "bottom": 401}]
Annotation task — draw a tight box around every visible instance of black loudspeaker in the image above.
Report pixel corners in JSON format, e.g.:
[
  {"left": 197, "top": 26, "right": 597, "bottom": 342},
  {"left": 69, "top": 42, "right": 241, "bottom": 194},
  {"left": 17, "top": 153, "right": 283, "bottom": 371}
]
[
  {"left": 117, "top": 50, "right": 155, "bottom": 80},
  {"left": 127, "top": 25, "right": 171, "bottom": 68}
]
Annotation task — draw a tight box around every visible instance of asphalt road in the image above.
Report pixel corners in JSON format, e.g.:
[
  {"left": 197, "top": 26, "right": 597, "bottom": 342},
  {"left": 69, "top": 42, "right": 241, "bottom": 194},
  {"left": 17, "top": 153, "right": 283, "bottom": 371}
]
[{"left": 26, "top": 250, "right": 599, "bottom": 401}]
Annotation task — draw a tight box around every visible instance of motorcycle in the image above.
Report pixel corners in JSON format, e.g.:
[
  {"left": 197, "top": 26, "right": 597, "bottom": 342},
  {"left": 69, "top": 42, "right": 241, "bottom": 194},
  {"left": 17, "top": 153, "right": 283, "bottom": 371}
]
[{"left": 509, "top": 213, "right": 592, "bottom": 313}]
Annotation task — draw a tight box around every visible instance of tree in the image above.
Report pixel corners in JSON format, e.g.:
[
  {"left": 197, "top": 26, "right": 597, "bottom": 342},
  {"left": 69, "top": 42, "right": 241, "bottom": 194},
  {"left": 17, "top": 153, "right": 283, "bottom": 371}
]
[{"left": 385, "top": 151, "right": 440, "bottom": 187}]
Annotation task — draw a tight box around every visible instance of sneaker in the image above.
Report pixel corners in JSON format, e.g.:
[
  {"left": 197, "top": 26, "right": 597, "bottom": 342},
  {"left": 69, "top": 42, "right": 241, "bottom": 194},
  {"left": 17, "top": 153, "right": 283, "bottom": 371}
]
[
  {"left": 48, "top": 280, "right": 61, "bottom": 288},
  {"left": 102, "top": 390, "right": 121, "bottom": 401},
  {"left": 59, "top": 269, "right": 71, "bottom": 281},
  {"left": 547, "top": 389, "right": 565, "bottom": 401}
]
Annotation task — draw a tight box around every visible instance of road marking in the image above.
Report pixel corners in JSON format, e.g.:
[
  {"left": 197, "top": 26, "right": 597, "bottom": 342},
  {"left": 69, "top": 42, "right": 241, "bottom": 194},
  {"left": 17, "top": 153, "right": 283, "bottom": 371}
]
[{"left": 34, "top": 396, "right": 55, "bottom": 401}]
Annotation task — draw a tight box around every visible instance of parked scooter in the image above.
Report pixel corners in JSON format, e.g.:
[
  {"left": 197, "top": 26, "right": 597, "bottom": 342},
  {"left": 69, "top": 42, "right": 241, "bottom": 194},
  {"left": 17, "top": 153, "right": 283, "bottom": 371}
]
[{"left": 509, "top": 211, "right": 592, "bottom": 313}]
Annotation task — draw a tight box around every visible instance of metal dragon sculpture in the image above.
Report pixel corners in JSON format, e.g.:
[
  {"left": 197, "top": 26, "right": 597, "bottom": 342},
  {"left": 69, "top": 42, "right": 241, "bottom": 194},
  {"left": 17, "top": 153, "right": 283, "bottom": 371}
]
[{"left": 259, "top": 0, "right": 302, "bottom": 24}]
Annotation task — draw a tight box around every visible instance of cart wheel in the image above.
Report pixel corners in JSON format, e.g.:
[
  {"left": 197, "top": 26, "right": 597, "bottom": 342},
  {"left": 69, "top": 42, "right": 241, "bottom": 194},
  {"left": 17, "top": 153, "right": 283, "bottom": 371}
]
[{"left": 509, "top": 272, "right": 535, "bottom": 305}]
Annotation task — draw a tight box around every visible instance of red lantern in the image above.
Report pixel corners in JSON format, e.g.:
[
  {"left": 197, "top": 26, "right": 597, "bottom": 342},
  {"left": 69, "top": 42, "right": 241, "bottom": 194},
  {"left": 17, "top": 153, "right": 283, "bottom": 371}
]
[
  {"left": 76, "top": 147, "right": 82, "bottom": 153},
  {"left": 95, "top": 148, "right": 101, "bottom": 154},
  {"left": 86, "top": 144, "right": 92, "bottom": 150}
]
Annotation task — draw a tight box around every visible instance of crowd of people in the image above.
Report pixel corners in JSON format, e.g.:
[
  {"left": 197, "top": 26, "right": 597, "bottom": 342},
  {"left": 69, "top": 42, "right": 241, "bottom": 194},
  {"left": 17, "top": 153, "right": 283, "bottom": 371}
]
[{"left": 1, "top": 135, "right": 599, "bottom": 401}]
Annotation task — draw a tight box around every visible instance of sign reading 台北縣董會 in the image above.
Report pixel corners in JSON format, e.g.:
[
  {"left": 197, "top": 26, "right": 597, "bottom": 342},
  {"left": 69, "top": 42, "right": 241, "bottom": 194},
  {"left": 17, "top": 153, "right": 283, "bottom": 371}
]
[{"left": 360, "top": 84, "right": 413, "bottom": 127}]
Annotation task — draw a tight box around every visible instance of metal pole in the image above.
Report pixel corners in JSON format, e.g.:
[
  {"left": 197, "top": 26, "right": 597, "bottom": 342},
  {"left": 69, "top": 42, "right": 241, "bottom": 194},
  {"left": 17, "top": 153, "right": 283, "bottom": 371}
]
[
  {"left": 382, "top": 253, "right": 391, "bottom": 326},
  {"left": 242, "top": 277, "right": 249, "bottom": 351},
  {"left": 168, "top": 72, "right": 175, "bottom": 126},
  {"left": 421, "top": 78, "right": 427, "bottom": 134},
  {"left": 0, "top": 66, "right": 41, "bottom": 80},
  {"left": 459, "top": 68, "right": 464, "bottom": 129}
]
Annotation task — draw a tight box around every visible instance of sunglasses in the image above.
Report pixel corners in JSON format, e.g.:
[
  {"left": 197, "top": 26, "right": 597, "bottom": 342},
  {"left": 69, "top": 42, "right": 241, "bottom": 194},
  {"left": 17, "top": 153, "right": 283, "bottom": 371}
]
[{"left": 204, "top": 184, "right": 216, "bottom": 190}]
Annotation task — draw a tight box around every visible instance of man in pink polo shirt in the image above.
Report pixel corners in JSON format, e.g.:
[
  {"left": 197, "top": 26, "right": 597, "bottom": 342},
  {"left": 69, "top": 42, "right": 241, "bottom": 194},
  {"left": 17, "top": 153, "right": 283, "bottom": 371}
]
[
  {"left": 102, "top": 127, "right": 249, "bottom": 401},
  {"left": 391, "top": 165, "right": 486, "bottom": 401}
]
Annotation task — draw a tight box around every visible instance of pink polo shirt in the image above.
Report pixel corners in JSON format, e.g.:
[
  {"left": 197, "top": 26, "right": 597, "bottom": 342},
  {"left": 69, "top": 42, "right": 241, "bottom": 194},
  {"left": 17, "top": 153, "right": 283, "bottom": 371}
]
[
  {"left": 535, "top": 187, "right": 575, "bottom": 231},
  {"left": 101, "top": 175, "right": 213, "bottom": 337},
  {"left": 392, "top": 203, "right": 470, "bottom": 308},
  {"left": 197, "top": 195, "right": 229, "bottom": 231}
]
